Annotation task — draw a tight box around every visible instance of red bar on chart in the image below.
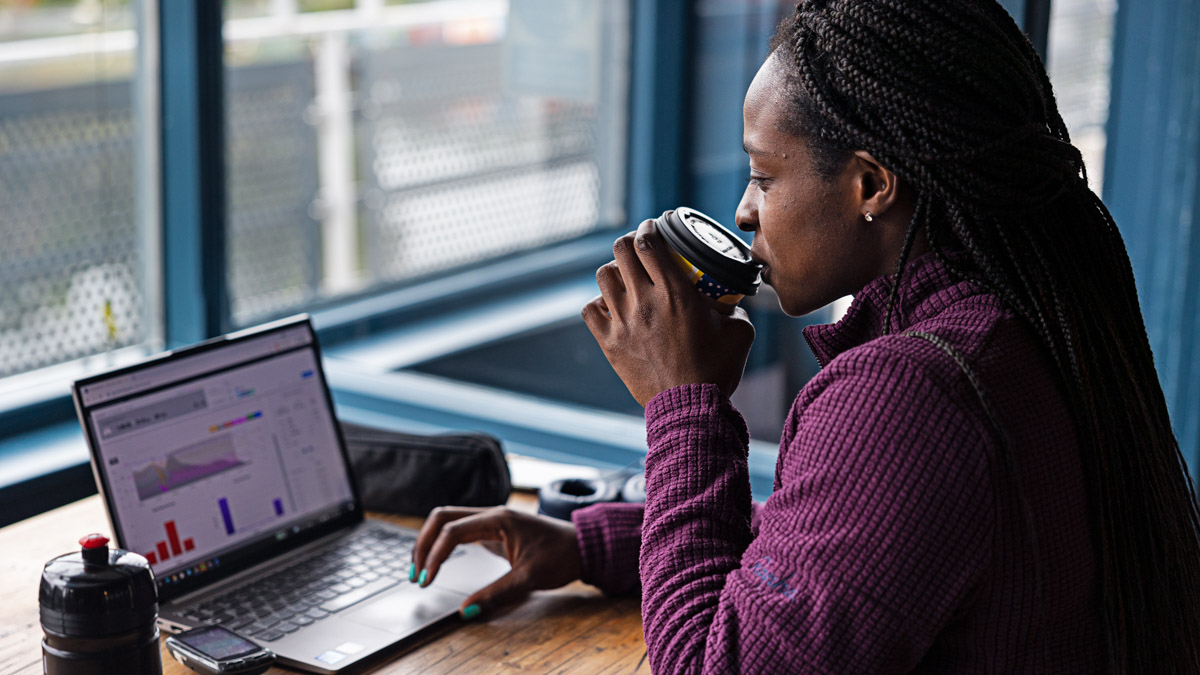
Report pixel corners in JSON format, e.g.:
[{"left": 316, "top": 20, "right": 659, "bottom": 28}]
[
  {"left": 145, "top": 551, "right": 158, "bottom": 565},
  {"left": 165, "top": 521, "right": 183, "bottom": 556},
  {"left": 156, "top": 541, "right": 170, "bottom": 561},
  {"left": 184, "top": 538, "right": 195, "bottom": 552}
]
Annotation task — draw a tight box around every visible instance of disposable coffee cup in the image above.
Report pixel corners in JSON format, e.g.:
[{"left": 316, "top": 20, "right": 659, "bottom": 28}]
[{"left": 654, "top": 207, "right": 763, "bottom": 307}]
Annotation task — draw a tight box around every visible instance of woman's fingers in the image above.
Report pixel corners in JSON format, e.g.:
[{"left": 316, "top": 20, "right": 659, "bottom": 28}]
[
  {"left": 581, "top": 294, "right": 610, "bottom": 335},
  {"left": 458, "top": 570, "right": 531, "bottom": 620},
  {"left": 612, "top": 228, "right": 654, "bottom": 296},
  {"left": 412, "top": 506, "right": 485, "bottom": 574},
  {"left": 409, "top": 507, "right": 583, "bottom": 621},
  {"left": 595, "top": 261, "right": 626, "bottom": 320},
  {"left": 420, "top": 510, "right": 507, "bottom": 587},
  {"left": 633, "top": 218, "right": 691, "bottom": 294}
]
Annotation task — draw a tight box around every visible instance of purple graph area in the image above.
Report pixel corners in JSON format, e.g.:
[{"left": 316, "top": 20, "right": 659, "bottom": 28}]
[{"left": 133, "top": 435, "right": 244, "bottom": 501}]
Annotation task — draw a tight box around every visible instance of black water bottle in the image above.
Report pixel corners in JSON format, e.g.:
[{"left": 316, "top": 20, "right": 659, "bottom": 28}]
[{"left": 40, "top": 533, "right": 162, "bottom": 674}]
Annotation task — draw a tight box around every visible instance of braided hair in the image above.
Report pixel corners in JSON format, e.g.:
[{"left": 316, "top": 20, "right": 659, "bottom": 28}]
[{"left": 771, "top": 1, "right": 1200, "bottom": 671}]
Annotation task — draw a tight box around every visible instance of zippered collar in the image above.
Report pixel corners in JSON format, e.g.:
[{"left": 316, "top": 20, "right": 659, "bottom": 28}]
[{"left": 802, "top": 252, "right": 987, "bottom": 367}]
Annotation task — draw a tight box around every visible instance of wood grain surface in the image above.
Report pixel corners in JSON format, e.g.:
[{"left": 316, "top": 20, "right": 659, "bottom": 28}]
[{"left": 0, "top": 493, "right": 650, "bottom": 675}]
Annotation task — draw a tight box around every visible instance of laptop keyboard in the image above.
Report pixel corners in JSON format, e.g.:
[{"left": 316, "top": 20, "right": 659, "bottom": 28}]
[{"left": 177, "top": 523, "right": 464, "bottom": 642}]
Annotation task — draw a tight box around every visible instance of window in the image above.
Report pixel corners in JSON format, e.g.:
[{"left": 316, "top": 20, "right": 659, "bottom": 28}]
[
  {"left": 0, "top": 0, "right": 633, "bottom": 404},
  {"left": 222, "top": 0, "right": 630, "bottom": 325},
  {"left": 0, "top": 0, "right": 159, "bottom": 380},
  {"left": 1047, "top": 0, "right": 1118, "bottom": 194}
]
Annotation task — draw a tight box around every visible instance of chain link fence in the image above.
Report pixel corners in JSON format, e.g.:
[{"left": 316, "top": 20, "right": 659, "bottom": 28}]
[
  {"left": 1, "top": 0, "right": 629, "bottom": 377},
  {"left": 0, "top": 79, "right": 143, "bottom": 377}
]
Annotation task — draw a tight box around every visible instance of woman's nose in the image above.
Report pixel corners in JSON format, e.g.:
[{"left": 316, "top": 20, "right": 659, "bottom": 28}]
[{"left": 735, "top": 187, "right": 757, "bottom": 233}]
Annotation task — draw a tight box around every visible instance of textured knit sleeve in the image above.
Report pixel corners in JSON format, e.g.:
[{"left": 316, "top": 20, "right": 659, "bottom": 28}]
[
  {"left": 640, "top": 353, "right": 995, "bottom": 674},
  {"left": 571, "top": 499, "right": 767, "bottom": 597},
  {"left": 572, "top": 502, "right": 644, "bottom": 596}
]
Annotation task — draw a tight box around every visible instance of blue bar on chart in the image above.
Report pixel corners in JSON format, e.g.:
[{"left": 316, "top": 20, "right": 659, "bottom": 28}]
[
  {"left": 273, "top": 499, "right": 284, "bottom": 517},
  {"left": 219, "top": 498, "right": 235, "bottom": 535}
]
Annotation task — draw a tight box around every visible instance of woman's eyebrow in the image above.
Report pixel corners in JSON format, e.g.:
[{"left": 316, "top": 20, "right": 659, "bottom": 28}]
[{"left": 743, "top": 141, "right": 768, "bottom": 156}]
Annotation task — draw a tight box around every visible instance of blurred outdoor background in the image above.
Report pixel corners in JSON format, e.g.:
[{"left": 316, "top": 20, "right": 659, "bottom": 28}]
[{"left": 0, "top": 0, "right": 628, "bottom": 376}]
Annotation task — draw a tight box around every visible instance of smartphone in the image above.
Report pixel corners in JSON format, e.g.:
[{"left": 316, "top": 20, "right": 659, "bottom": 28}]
[{"left": 164, "top": 625, "right": 276, "bottom": 675}]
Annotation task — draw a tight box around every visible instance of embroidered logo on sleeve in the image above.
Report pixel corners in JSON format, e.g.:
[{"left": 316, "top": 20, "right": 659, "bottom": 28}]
[{"left": 752, "top": 556, "right": 798, "bottom": 601}]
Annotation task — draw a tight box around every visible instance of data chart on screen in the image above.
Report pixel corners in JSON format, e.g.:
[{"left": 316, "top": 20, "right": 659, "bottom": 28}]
[{"left": 87, "top": 345, "right": 353, "bottom": 576}]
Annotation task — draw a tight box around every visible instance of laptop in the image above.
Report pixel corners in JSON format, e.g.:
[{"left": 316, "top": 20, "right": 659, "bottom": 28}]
[{"left": 73, "top": 315, "right": 510, "bottom": 673}]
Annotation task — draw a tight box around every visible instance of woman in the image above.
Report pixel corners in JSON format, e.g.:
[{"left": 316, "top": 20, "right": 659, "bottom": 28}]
[{"left": 411, "top": 1, "right": 1200, "bottom": 671}]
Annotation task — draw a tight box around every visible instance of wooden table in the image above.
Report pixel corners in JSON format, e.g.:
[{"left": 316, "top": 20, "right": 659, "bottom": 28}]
[{"left": 0, "top": 493, "right": 649, "bottom": 674}]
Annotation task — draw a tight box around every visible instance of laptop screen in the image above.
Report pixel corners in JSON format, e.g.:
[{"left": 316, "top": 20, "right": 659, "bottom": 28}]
[{"left": 75, "top": 319, "right": 357, "bottom": 592}]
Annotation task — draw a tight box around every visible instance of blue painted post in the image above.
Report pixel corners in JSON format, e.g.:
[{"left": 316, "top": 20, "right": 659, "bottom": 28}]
[
  {"left": 688, "top": 1, "right": 779, "bottom": 232},
  {"left": 997, "top": 0, "right": 1027, "bottom": 29},
  {"left": 626, "top": 0, "right": 691, "bottom": 225},
  {"left": 996, "top": 0, "right": 1049, "bottom": 61},
  {"left": 1104, "top": 0, "right": 1200, "bottom": 479},
  {"left": 160, "top": 0, "right": 228, "bottom": 346}
]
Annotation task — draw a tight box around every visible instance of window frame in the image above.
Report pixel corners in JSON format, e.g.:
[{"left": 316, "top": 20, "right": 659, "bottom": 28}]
[
  {"left": 0, "top": 0, "right": 699, "bottom": 517},
  {"left": 0, "top": 0, "right": 1068, "bottom": 521}
]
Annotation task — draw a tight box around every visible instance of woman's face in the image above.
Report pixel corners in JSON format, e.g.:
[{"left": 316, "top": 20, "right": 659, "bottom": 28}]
[{"left": 736, "top": 54, "right": 899, "bottom": 317}]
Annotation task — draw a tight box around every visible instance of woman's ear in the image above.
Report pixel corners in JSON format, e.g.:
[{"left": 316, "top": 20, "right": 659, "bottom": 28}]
[{"left": 851, "top": 150, "right": 902, "bottom": 220}]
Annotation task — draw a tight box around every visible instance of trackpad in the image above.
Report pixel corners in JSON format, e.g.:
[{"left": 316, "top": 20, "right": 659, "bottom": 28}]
[{"left": 343, "top": 585, "right": 463, "bottom": 636}]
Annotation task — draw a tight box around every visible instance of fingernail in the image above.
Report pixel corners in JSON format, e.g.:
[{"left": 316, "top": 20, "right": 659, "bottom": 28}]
[
  {"left": 461, "top": 604, "right": 481, "bottom": 620},
  {"left": 418, "top": 569, "right": 428, "bottom": 586},
  {"left": 408, "top": 564, "right": 416, "bottom": 582}
]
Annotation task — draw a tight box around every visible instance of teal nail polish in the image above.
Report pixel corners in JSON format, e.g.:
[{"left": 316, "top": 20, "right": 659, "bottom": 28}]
[
  {"left": 461, "top": 604, "right": 481, "bottom": 620},
  {"left": 418, "top": 569, "right": 428, "bottom": 586},
  {"left": 408, "top": 564, "right": 416, "bottom": 582}
]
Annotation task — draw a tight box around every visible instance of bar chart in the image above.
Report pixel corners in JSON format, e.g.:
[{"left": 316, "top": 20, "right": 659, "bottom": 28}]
[
  {"left": 217, "top": 495, "right": 287, "bottom": 535},
  {"left": 143, "top": 519, "right": 196, "bottom": 565}
]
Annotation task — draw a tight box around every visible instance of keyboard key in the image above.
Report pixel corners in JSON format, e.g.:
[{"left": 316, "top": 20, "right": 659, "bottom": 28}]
[
  {"left": 247, "top": 619, "right": 279, "bottom": 634},
  {"left": 256, "top": 630, "right": 285, "bottom": 642},
  {"left": 221, "top": 616, "right": 255, "bottom": 631},
  {"left": 178, "top": 526, "right": 424, "bottom": 631},
  {"left": 320, "top": 578, "right": 401, "bottom": 613}
]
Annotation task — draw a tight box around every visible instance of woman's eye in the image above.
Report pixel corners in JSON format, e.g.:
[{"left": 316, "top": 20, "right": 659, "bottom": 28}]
[{"left": 746, "top": 175, "right": 769, "bottom": 188}]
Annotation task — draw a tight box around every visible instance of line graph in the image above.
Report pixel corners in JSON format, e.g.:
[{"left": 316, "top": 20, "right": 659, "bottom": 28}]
[{"left": 133, "top": 434, "right": 245, "bottom": 501}]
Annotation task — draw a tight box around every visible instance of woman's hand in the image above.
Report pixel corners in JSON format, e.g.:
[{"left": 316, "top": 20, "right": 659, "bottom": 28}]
[
  {"left": 410, "top": 506, "right": 583, "bottom": 617},
  {"left": 582, "top": 218, "right": 756, "bottom": 406}
]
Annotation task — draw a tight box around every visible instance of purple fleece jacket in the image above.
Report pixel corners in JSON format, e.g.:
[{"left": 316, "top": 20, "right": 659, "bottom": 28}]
[{"left": 571, "top": 253, "right": 1106, "bottom": 673}]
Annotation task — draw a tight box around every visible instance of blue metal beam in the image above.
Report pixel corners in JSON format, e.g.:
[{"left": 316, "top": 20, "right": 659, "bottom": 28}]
[
  {"left": 1104, "top": 0, "right": 1200, "bottom": 479},
  {"left": 688, "top": 1, "right": 781, "bottom": 232},
  {"left": 626, "top": 0, "right": 692, "bottom": 224},
  {"left": 160, "top": 0, "right": 229, "bottom": 346},
  {"left": 997, "top": 0, "right": 1050, "bottom": 61}
]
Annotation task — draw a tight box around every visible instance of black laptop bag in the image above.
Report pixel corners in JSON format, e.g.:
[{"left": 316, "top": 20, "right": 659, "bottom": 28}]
[{"left": 339, "top": 421, "right": 512, "bottom": 517}]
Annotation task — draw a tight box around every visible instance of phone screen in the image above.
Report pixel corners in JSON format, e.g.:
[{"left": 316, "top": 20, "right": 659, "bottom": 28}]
[{"left": 178, "top": 626, "right": 261, "bottom": 660}]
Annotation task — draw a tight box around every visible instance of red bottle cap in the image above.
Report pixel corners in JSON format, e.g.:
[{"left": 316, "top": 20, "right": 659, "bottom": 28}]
[{"left": 79, "top": 534, "right": 109, "bottom": 550}]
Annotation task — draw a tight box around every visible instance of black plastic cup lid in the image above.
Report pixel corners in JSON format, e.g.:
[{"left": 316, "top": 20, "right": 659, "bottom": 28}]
[
  {"left": 40, "top": 535, "right": 158, "bottom": 638},
  {"left": 656, "top": 207, "right": 762, "bottom": 296}
]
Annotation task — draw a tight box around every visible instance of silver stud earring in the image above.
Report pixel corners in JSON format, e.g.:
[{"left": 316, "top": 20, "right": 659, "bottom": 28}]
[{"left": 864, "top": 211, "right": 874, "bottom": 222}]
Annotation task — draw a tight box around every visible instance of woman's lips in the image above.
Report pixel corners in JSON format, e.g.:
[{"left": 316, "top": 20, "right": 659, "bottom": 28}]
[{"left": 752, "top": 258, "right": 769, "bottom": 283}]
